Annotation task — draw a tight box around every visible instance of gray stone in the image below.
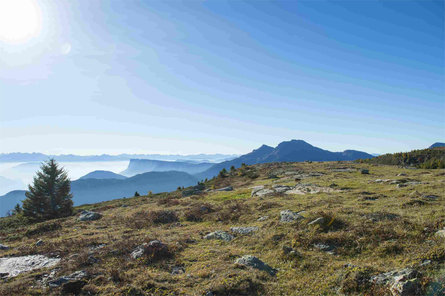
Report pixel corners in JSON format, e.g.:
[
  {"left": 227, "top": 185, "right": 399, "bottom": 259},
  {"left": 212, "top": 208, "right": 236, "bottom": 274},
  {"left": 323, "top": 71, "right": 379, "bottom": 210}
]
[
  {"left": 0, "top": 244, "right": 9, "bottom": 250},
  {"left": 257, "top": 216, "right": 269, "bottom": 221},
  {"left": 250, "top": 185, "right": 265, "bottom": 197},
  {"left": 0, "top": 255, "right": 60, "bottom": 278},
  {"left": 252, "top": 188, "right": 275, "bottom": 197},
  {"left": 215, "top": 186, "right": 233, "bottom": 192},
  {"left": 235, "top": 255, "right": 277, "bottom": 276},
  {"left": 423, "top": 194, "right": 439, "bottom": 200},
  {"left": 435, "top": 229, "right": 445, "bottom": 238},
  {"left": 204, "top": 231, "right": 234, "bottom": 242},
  {"left": 78, "top": 210, "right": 102, "bottom": 221},
  {"left": 171, "top": 266, "right": 185, "bottom": 275},
  {"left": 282, "top": 246, "right": 300, "bottom": 258},
  {"left": 272, "top": 184, "right": 292, "bottom": 193},
  {"left": 48, "top": 270, "right": 88, "bottom": 287},
  {"left": 280, "top": 210, "right": 304, "bottom": 223},
  {"left": 131, "top": 240, "right": 167, "bottom": 259},
  {"left": 371, "top": 268, "right": 418, "bottom": 286},
  {"left": 230, "top": 227, "right": 259, "bottom": 235},
  {"left": 36, "top": 239, "right": 44, "bottom": 246},
  {"left": 397, "top": 173, "right": 407, "bottom": 176},
  {"left": 308, "top": 217, "right": 326, "bottom": 226},
  {"left": 314, "top": 243, "right": 335, "bottom": 254},
  {"left": 361, "top": 169, "right": 369, "bottom": 174}
]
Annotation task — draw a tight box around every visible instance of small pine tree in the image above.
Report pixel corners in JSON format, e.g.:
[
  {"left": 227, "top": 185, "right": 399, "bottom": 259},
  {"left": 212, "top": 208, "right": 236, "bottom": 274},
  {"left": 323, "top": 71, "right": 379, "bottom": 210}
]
[
  {"left": 230, "top": 166, "right": 236, "bottom": 173},
  {"left": 219, "top": 168, "right": 228, "bottom": 178},
  {"left": 13, "top": 203, "right": 22, "bottom": 215},
  {"left": 22, "top": 159, "right": 73, "bottom": 221},
  {"left": 134, "top": 191, "right": 140, "bottom": 197}
]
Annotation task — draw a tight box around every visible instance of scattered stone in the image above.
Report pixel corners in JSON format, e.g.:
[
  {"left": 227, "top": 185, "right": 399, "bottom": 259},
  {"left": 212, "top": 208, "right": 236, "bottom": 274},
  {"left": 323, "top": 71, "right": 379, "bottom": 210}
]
[
  {"left": 397, "top": 173, "right": 407, "bottom": 176},
  {"left": 182, "top": 185, "right": 204, "bottom": 197},
  {"left": 371, "top": 268, "right": 418, "bottom": 286},
  {"left": 308, "top": 217, "right": 326, "bottom": 226},
  {"left": 423, "top": 194, "right": 439, "bottom": 200},
  {"left": 314, "top": 243, "right": 335, "bottom": 254},
  {"left": 0, "top": 244, "right": 9, "bottom": 250},
  {"left": 435, "top": 229, "right": 445, "bottom": 238},
  {"left": 331, "top": 168, "right": 355, "bottom": 172},
  {"left": 371, "top": 268, "right": 422, "bottom": 296},
  {"left": 215, "top": 186, "right": 233, "bottom": 192},
  {"left": 204, "top": 231, "right": 234, "bottom": 242},
  {"left": 366, "top": 212, "right": 399, "bottom": 222},
  {"left": 235, "top": 255, "right": 277, "bottom": 276},
  {"left": 0, "top": 255, "right": 60, "bottom": 278},
  {"left": 257, "top": 216, "right": 269, "bottom": 221},
  {"left": 252, "top": 188, "right": 275, "bottom": 197},
  {"left": 48, "top": 270, "right": 88, "bottom": 294},
  {"left": 230, "top": 227, "right": 258, "bottom": 235},
  {"left": 361, "top": 169, "right": 369, "bottom": 174},
  {"left": 78, "top": 210, "right": 102, "bottom": 221},
  {"left": 272, "top": 184, "right": 292, "bottom": 193},
  {"left": 36, "top": 239, "right": 44, "bottom": 246},
  {"left": 87, "top": 255, "right": 98, "bottom": 264},
  {"left": 282, "top": 246, "right": 300, "bottom": 258},
  {"left": 171, "top": 266, "right": 185, "bottom": 275},
  {"left": 250, "top": 185, "right": 265, "bottom": 197},
  {"left": 285, "top": 183, "right": 339, "bottom": 195},
  {"left": 0, "top": 272, "right": 9, "bottom": 278},
  {"left": 280, "top": 210, "right": 304, "bottom": 223}
]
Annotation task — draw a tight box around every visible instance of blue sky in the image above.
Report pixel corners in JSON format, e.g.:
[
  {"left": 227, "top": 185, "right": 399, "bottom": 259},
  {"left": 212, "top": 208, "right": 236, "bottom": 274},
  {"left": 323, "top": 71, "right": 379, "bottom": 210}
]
[{"left": 0, "top": 0, "right": 443, "bottom": 155}]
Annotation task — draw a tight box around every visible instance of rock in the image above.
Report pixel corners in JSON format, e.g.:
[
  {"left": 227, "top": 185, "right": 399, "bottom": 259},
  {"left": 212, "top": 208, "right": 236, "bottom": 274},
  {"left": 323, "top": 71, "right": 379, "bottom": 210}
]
[
  {"left": 78, "top": 210, "right": 102, "bottom": 221},
  {"left": 285, "top": 183, "right": 339, "bottom": 195},
  {"left": 131, "top": 240, "right": 168, "bottom": 259},
  {"left": 48, "top": 270, "right": 88, "bottom": 290},
  {"left": 36, "top": 239, "right": 44, "bottom": 246},
  {"left": 215, "top": 186, "right": 233, "bottom": 192},
  {"left": 308, "top": 217, "right": 326, "bottom": 226},
  {"left": 314, "top": 243, "right": 335, "bottom": 254},
  {"left": 250, "top": 186, "right": 265, "bottom": 197},
  {"left": 282, "top": 246, "right": 300, "bottom": 258},
  {"left": 280, "top": 210, "right": 304, "bottom": 223},
  {"left": 272, "top": 184, "right": 292, "bottom": 193},
  {"left": 423, "top": 194, "right": 439, "bottom": 200},
  {"left": 171, "top": 266, "right": 185, "bottom": 275},
  {"left": 0, "top": 244, "right": 9, "bottom": 250},
  {"left": 0, "top": 255, "right": 60, "bottom": 278},
  {"left": 252, "top": 188, "right": 275, "bottom": 197},
  {"left": 361, "top": 169, "right": 369, "bottom": 174},
  {"left": 87, "top": 255, "right": 98, "bottom": 264},
  {"left": 0, "top": 272, "right": 9, "bottom": 278},
  {"left": 257, "top": 216, "right": 269, "bottom": 221},
  {"left": 204, "top": 231, "right": 234, "bottom": 242},
  {"left": 235, "top": 255, "right": 277, "bottom": 276},
  {"left": 435, "top": 229, "right": 445, "bottom": 238},
  {"left": 397, "top": 173, "right": 407, "bottom": 176},
  {"left": 182, "top": 185, "right": 203, "bottom": 197},
  {"left": 230, "top": 227, "right": 259, "bottom": 235},
  {"left": 371, "top": 268, "right": 418, "bottom": 286}
]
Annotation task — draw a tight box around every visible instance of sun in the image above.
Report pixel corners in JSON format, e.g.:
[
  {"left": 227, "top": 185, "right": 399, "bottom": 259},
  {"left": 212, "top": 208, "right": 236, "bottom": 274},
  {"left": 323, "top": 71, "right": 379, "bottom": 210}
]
[{"left": 0, "top": 0, "right": 42, "bottom": 44}]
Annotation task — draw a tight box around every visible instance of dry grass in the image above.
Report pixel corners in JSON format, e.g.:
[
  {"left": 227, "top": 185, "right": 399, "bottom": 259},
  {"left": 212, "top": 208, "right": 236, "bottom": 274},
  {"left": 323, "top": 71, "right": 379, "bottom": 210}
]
[{"left": 0, "top": 162, "right": 444, "bottom": 295}]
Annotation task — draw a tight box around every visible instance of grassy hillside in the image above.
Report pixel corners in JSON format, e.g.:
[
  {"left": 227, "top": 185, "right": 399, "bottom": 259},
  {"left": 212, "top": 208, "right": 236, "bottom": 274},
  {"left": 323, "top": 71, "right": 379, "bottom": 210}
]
[
  {"left": 359, "top": 147, "right": 445, "bottom": 169},
  {"left": 0, "top": 162, "right": 444, "bottom": 295}
]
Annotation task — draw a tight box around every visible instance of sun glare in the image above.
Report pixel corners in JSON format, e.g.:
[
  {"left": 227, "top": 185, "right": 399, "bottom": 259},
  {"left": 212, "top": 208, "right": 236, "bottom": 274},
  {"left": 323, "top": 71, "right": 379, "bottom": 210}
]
[{"left": 0, "top": 0, "right": 42, "bottom": 44}]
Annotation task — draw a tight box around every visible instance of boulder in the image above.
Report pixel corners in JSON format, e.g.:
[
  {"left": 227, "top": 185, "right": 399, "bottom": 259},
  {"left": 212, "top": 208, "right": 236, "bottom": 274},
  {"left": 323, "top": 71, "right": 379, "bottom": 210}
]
[
  {"left": 280, "top": 210, "right": 304, "bottom": 223},
  {"left": 435, "top": 229, "right": 445, "bottom": 238},
  {"left": 272, "top": 185, "right": 292, "bottom": 193},
  {"left": 0, "top": 244, "right": 9, "bottom": 250},
  {"left": 204, "top": 231, "right": 234, "bottom": 242},
  {"left": 314, "top": 243, "right": 335, "bottom": 254},
  {"left": 230, "top": 226, "right": 259, "bottom": 235},
  {"left": 36, "top": 239, "right": 44, "bottom": 246},
  {"left": 78, "top": 210, "right": 102, "bottom": 221},
  {"left": 235, "top": 255, "right": 277, "bottom": 276},
  {"left": 0, "top": 255, "right": 60, "bottom": 278},
  {"left": 171, "top": 266, "right": 185, "bottom": 275},
  {"left": 215, "top": 186, "right": 233, "bottom": 192},
  {"left": 252, "top": 188, "right": 275, "bottom": 198},
  {"left": 48, "top": 270, "right": 88, "bottom": 287}
]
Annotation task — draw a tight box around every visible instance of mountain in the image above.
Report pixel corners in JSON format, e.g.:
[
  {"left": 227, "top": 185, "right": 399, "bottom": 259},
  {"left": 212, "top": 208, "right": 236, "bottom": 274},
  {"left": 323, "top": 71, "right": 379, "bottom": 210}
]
[
  {"left": 121, "top": 159, "right": 214, "bottom": 176},
  {"left": 0, "top": 190, "right": 27, "bottom": 216},
  {"left": 79, "top": 170, "right": 127, "bottom": 180},
  {"left": 0, "top": 171, "right": 197, "bottom": 217},
  {"left": 0, "top": 153, "right": 237, "bottom": 163},
  {"left": 196, "top": 140, "right": 373, "bottom": 179},
  {"left": 429, "top": 142, "right": 445, "bottom": 149}
]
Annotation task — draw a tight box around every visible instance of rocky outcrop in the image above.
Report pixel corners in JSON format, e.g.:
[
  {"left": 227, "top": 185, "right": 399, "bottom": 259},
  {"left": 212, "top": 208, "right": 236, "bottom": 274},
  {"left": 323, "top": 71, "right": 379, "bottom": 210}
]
[
  {"left": 204, "top": 231, "right": 234, "bottom": 242},
  {"left": 235, "top": 255, "right": 277, "bottom": 276},
  {"left": 0, "top": 255, "right": 60, "bottom": 278},
  {"left": 371, "top": 268, "right": 422, "bottom": 296},
  {"left": 131, "top": 240, "right": 168, "bottom": 259},
  {"left": 230, "top": 227, "right": 259, "bottom": 235},
  {"left": 78, "top": 210, "right": 102, "bottom": 221},
  {"left": 280, "top": 210, "right": 304, "bottom": 223}
]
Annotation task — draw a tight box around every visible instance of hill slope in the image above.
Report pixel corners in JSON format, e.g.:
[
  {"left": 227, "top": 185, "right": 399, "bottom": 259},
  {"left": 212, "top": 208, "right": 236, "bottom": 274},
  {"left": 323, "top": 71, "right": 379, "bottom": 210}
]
[
  {"left": 196, "top": 140, "right": 373, "bottom": 179},
  {"left": 429, "top": 142, "right": 445, "bottom": 148},
  {"left": 0, "top": 161, "right": 443, "bottom": 295}
]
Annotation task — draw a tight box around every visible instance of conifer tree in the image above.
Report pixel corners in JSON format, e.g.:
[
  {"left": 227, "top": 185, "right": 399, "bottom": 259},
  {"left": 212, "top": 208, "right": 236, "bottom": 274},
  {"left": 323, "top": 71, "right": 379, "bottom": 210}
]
[{"left": 22, "top": 159, "right": 73, "bottom": 221}]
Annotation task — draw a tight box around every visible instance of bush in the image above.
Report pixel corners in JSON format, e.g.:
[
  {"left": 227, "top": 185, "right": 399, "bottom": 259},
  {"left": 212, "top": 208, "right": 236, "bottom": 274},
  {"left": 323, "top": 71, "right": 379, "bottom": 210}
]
[
  {"left": 183, "top": 204, "right": 214, "bottom": 222},
  {"left": 25, "top": 221, "right": 62, "bottom": 237},
  {"left": 147, "top": 210, "right": 178, "bottom": 224}
]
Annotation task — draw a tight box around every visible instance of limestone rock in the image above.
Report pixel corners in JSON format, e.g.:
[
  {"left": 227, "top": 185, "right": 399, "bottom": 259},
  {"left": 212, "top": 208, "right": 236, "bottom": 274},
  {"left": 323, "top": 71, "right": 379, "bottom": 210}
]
[
  {"left": 280, "top": 210, "right": 304, "bottom": 223},
  {"left": 204, "top": 231, "right": 234, "bottom": 242},
  {"left": 78, "top": 210, "right": 102, "bottom": 221},
  {"left": 235, "top": 255, "right": 277, "bottom": 276},
  {"left": 230, "top": 226, "right": 258, "bottom": 235}
]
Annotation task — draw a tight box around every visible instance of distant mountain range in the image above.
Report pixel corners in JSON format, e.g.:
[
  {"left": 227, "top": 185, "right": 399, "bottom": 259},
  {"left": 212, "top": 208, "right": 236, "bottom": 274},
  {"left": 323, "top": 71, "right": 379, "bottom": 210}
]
[
  {"left": 0, "top": 171, "right": 197, "bottom": 216},
  {"left": 121, "top": 159, "right": 214, "bottom": 176},
  {"left": 196, "top": 140, "right": 374, "bottom": 179},
  {"left": 79, "top": 170, "right": 127, "bottom": 180},
  {"left": 0, "top": 153, "right": 238, "bottom": 163},
  {"left": 429, "top": 142, "right": 445, "bottom": 149}
]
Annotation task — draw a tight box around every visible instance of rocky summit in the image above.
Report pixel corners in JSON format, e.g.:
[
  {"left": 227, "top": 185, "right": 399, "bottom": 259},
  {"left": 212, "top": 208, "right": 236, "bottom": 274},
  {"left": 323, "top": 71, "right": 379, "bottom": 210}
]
[{"left": 0, "top": 161, "right": 444, "bottom": 295}]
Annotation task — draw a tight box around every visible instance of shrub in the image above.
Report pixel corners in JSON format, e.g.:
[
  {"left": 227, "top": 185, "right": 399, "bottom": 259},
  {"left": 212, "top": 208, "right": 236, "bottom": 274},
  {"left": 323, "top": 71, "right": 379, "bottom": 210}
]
[
  {"left": 25, "top": 221, "right": 62, "bottom": 237},
  {"left": 147, "top": 210, "right": 178, "bottom": 224},
  {"left": 183, "top": 204, "right": 214, "bottom": 222}
]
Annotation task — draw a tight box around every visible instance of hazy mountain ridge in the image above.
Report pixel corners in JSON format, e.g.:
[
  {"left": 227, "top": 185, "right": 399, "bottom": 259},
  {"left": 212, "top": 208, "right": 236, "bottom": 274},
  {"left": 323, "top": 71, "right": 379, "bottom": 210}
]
[
  {"left": 121, "top": 159, "right": 214, "bottom": 176},
  {"left": 78, "top": 170, "right": 127, "bottom": 180},
  {"left": 0, "top": 171, "right": 197, "bottom": 216}
]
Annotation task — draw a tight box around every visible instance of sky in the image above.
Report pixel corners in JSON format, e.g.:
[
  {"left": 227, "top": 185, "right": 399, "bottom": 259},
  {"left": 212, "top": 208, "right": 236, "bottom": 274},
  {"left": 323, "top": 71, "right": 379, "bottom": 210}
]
[{"left": 0, "top": 0, "right": 444, "bottom": 155}]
